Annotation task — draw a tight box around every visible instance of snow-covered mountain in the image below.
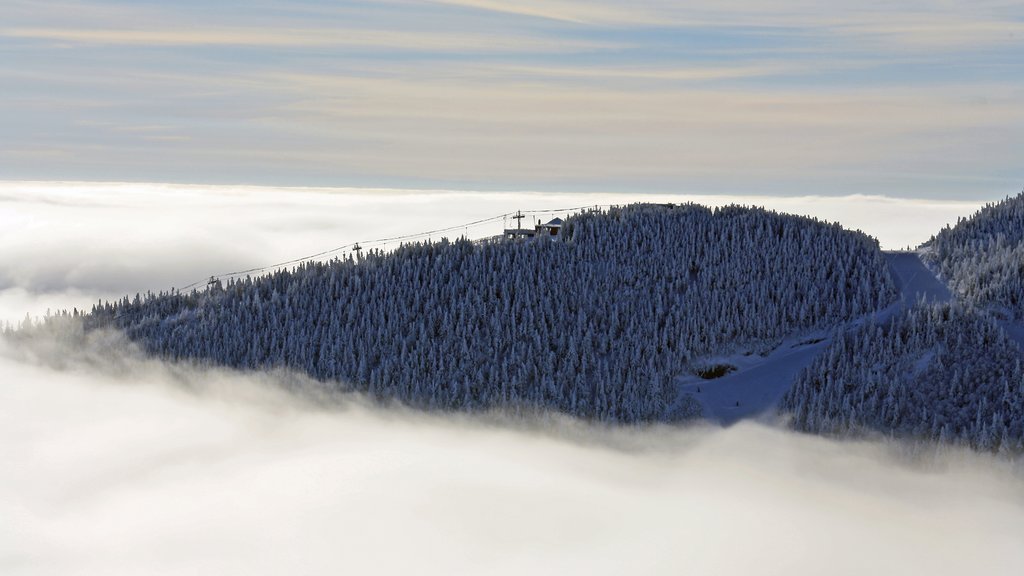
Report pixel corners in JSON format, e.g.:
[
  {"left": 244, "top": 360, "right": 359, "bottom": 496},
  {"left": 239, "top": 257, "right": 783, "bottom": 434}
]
[
  {"left": 74, "top": 204, "right": 895, "bottom": 423},
  {"left": 780, "top": 191, "right": 1024, "bottom": 452},
  {"left": 922, "top": 192, "right": 1024, "bottom": 319},
  {"left": 12, "top": 195, "right": 1024, "bottom": 453},
  {"left": 781, "top": 304, "right": 1024, "bottom": 453}
]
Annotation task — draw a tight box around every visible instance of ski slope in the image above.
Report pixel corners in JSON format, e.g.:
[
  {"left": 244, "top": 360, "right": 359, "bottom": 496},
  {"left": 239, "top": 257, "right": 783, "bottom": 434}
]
[
  {"left": 674, "top": 251, "right": 952, "bottom": 425},
  {"left": 1000, "top": 321, "right": 1024, "bottom": 350},
  {"left": 884, "top": 251, "right": 952, "bottom": 305},
  {"left": 890, "top": 251, "right": 1024, "bottom": 350}
]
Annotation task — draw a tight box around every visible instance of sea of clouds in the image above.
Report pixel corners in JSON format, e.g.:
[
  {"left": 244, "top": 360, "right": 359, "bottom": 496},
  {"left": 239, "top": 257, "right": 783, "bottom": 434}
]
[
  {"left": 1, "top": 181, "right": 1019, "bottom": 574},
  {"left": 1, "top": 328, "right": 1022, "bottom": 575},
  {"left": 0, "top": 181, "right": 988, "bottom": 324}
]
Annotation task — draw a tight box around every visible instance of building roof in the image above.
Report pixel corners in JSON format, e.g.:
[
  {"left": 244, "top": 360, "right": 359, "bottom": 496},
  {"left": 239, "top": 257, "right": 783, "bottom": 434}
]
[{"left": 543, "top": 218, "right": 563, "bottom": 227}]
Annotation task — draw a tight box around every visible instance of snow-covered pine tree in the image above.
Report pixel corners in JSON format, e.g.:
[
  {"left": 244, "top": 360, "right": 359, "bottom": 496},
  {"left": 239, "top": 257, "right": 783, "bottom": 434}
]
[
  {"left": 781, "top": 303, "right": 1024, "bottom": 452},
  {"left": 922, "top": 191, "right": 1024, "bottom": 319},
  {"left": 78, "top": 203, "right": 897, "bottom": 422}
]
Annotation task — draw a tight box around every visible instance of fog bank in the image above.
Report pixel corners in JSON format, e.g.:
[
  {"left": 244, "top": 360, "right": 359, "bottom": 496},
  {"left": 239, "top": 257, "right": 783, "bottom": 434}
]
[
  {"left": 1, "top": 333, "right": 1021, "bottom": 576},
  {"left": 0, "top": 181, "right": 987, "bottom": 323}
]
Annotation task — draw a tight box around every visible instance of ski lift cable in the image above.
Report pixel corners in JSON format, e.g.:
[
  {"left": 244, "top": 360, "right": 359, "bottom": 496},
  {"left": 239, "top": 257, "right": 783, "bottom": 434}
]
[
  {"left": 179, "top": 212, "right": 510, "bottom": 290},
  {"left": 178, "top": 205, "right": 615, "bottom": 292},
  {"left": 330, "top": 212, "right": 510, "bottom": 251},
  {"left": 518, "top": 204, "right": 612, "bottom": 215},
  {"left": 240, "top": 213, "right": 505, "bottom": 270}
]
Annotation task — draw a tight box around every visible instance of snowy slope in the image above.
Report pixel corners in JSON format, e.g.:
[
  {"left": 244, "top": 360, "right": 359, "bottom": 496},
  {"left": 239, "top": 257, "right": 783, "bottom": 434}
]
[
  {"left": 676, "top": 251, "right": 950, "bottom": 424},
  {"left": 49, "top": 203, "right": 897, "bottom": 424},
  {"left": 782, "top": 303, "right": 1024, "bottom": 452},
  {"left": 778, "top": 244, "right": 1024, "bottom": 451},
  {"left": 918, "top": 192, "right": 1024, "bottom": 351},
  {"left": 999, "top": 321, "right": 1024, "bottom": 351},
  {"left": 885, "top": 252, "right": 952, "bottom": 305},
  {"left": 921, "top": 192, "right": 1024, "bottom": 318}
]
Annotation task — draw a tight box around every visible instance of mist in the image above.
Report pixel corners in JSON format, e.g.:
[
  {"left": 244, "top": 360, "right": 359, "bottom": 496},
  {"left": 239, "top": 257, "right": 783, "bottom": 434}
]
[
  {"left": 2, "top": 330, "right": 1022, "bottom": 575},
  {"left": 3, "top": 180, "right": 1020, "bottom": 574},
  {"left": 0, "top": 180, "right": 989, "bottom": 324}
]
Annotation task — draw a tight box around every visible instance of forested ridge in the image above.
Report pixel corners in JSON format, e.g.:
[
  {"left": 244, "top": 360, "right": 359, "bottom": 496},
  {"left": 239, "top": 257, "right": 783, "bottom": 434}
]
[
  {"left": 75, "top": 204, "right": 896, "bottom": 422},
  {"left": 781, "top": 192, "right": 1024, "bottom": 452},
  {"left": 781, "top": 304, "right": 1024, "bottom": 453},
  {"left": 922, "top": 192, "right": 1024, "bottom": 318}
]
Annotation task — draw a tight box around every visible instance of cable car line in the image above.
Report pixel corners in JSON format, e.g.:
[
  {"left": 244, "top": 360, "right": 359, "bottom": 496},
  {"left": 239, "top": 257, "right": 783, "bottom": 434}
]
[{"left": 178, "top": 204, "right": 614, "bottom": 292}]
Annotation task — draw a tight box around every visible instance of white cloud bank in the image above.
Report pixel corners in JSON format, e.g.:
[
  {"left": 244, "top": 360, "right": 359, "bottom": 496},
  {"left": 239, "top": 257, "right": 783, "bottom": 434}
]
[
  {"left": 0, "top": 181, "right": 990, "bottom": 323},
  {"left": 1, "top": 331, "right": 1022, "bottom": 575},
  {"left": 0, "top": 180, "right": 1018, "bottom": 573}
]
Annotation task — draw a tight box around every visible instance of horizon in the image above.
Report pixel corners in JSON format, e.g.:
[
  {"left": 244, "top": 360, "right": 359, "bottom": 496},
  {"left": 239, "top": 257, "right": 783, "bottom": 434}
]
[{"left": 0, "top": 178, "right": 1003, "bottom": 324}]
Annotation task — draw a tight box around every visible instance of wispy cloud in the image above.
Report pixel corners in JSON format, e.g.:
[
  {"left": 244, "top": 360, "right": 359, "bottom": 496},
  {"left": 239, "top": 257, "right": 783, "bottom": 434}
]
[
  {"left": 0, "top": 26, "right": 611, "bottom": 53},
  {"left": 218, "top": 71, "right": 1023, "bottom": 190},
  {"left": 427, "top": 0, "right": 1024, "bottom": 51},
  {"left": 1, "top": 0, "right": 1021, "bottom": 195},
  {"left": 833, "top": 16, "right": 1024, "bottom": 51},
  {"left": 482, "top": 63, "right": 801, "bottom": 82},
  {"left": 424, "top": 0, "right": 647, "bottom": 25}
]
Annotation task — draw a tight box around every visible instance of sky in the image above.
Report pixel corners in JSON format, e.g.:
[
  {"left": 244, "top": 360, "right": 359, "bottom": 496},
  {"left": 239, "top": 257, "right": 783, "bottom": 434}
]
[
  {"left": 2, "top": 0, "right": 1022, "bottom": 198},
  {"left": 3, "top": 5, "right": 1024, "bottom": 569}
]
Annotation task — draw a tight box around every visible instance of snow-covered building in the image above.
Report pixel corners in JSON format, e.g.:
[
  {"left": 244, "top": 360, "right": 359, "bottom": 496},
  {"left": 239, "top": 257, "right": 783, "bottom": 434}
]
[
  {"left": 537, "top": 218, "right": 563, "bottom": 237},
  {"left": 504, "top": 227, "right": 536, "bottom": 240},
  {"left": 504, "top": 217, "right": 563, "bottom": 240}
]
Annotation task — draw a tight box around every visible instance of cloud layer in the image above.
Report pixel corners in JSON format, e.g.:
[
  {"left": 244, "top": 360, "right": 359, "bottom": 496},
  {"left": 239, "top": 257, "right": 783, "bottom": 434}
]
[
  {"left": 1, "top": 329, "right": 1022, "bottom": 575},
  {"left": 0, "top": 181, "right": 990, "bottom": 324},
  {"left": 1, "top": 166, "right": 1020, "bottom": 573}
]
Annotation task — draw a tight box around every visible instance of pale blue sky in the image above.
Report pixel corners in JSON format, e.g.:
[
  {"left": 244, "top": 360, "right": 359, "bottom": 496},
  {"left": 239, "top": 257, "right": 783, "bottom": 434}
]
[{"left": 2, "top": 0, "right": 1022, "bottom": 198}]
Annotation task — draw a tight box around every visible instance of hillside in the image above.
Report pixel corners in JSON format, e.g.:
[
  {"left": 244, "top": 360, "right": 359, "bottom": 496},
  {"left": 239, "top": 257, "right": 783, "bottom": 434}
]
[
  {"left": 922, "top": 192, "right": 1024, "bottom": 319},
  {"left": 780, "top": 192, "right": 1024, "bottom": 452},
  {"left": 781, "top": 304, "right": 1024, "bottom": 452},
  {"left": 79, "top": 204, "right": 896, "bottom": 423}
]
